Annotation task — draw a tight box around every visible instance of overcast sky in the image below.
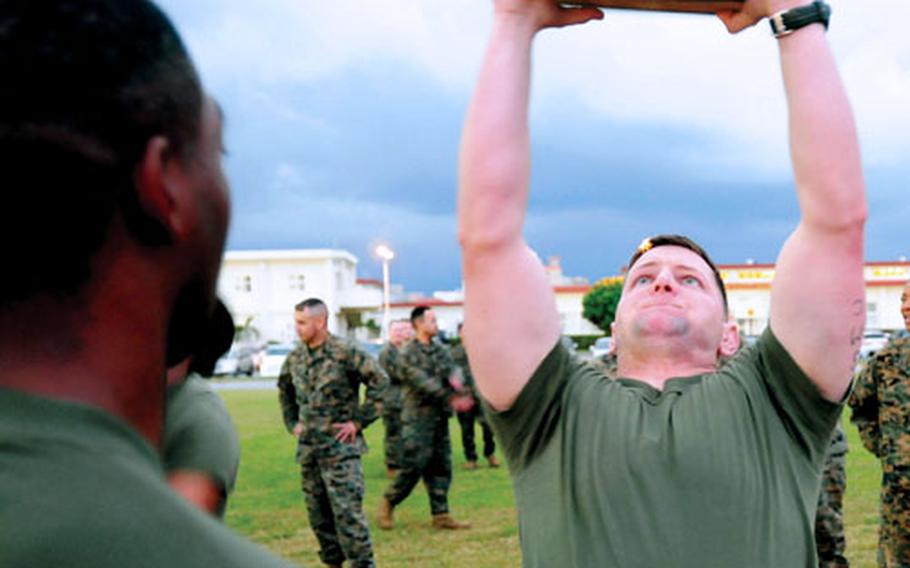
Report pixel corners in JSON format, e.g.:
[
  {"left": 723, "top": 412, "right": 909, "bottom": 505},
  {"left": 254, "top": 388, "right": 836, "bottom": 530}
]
[{"left": 158, "top": 0, "right": 910, "bottom": 294}]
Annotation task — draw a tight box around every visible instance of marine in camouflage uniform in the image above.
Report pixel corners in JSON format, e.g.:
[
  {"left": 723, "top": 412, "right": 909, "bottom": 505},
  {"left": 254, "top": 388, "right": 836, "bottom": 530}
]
[
  {"left": 591, "top": 351, "right": 618, "bottom": 377},
  {"left": 379, "top": 306, "right": 471, "bottom": 529},
  {"left": 816, "top": 422, "right": 849, "bottom": 568},
  {"left": 451, "top": 340, "right": 498, "bottom": 468},
  {"left": 278, "top": 299, "right": 388, "bottom": 568},
  {"left": 849, "top": 335, "right": 910, "bottom": 568},
  {"left": 385, "top": 337, "right": 458, "bottom": 514},
  {"left": 596, "top": 342, "right": 849, "bottom": 567},
  {"left": 379, "top": 338, "right": 407, "bottom": 473}
]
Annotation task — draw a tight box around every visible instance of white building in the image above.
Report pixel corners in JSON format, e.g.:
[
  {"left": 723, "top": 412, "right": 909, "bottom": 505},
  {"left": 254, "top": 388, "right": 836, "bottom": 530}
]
[
  {"left": 382, "top": 285, "right": 602, "bottom": 340},
  {"left": 382, "top": 256, "right": 601, "bottom": 338},
  {"left": 216, "top": 249, "right": 601, "bottom": 343},
  {"left": 217, "top": 248, "right": 910, "bottom": 345},
  {"left": 386, "top": 299, "right": 465, "bottom": 340},
  {"left": 720, "top": 261, "right": 910, "bottom": 336},
  {"left": 217, "top": 249, "right": 382, "bottom": 344}
]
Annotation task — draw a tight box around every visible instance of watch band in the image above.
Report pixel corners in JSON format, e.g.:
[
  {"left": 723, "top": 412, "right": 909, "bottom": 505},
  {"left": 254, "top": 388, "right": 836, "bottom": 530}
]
[{"left": 769, "top": 2, "right": 831, "bottom": 38}]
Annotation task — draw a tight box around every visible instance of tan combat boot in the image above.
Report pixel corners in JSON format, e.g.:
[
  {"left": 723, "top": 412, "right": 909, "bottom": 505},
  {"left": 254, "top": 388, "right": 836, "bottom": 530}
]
[
  {"left": 487, "top": 455, "right": 500, "bottom": 468},
  {"left": 386, "top": 467, "right": 398, "bottom": 479},
  {"left": 463, "top": 461, "right": 477, "bottom": 470},
  {"left": 377, "top": 497, "right": 394, "bottom": 530},
  {"left": 431, "top": 513, "right": 471, "bottom": 530}
]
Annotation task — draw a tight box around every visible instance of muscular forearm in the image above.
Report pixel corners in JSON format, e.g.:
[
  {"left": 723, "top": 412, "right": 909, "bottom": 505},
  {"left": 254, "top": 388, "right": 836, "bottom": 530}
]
[{"left": 778, "top": 24, "right": 866, "bottom": 230}]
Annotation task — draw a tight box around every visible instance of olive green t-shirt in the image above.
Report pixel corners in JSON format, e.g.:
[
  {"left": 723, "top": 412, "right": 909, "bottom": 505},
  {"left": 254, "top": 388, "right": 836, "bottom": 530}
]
[
  {"left": 489, "top": 328, "right": 841, "bottom": 568},
  {"left": 164, "top": 374, "right": 241, "bottom": 517},
  {"left": 0, "top": 388, "right": 296, "bottom": 568}
]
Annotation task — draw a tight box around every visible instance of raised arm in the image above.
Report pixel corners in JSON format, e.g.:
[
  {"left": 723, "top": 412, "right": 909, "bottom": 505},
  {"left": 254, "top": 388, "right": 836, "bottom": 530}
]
[
  {"left": 458, "top": 1, "right": 602, "bottom": 411},
  {"left": 720, "top": 1, "right": 866, "bottom": 402}
]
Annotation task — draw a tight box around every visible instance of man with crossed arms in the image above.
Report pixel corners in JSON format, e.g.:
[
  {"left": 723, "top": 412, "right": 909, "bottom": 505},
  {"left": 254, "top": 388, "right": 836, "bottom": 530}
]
[{"left": 458, "top": 0, "right": 865, "bottom": 566}]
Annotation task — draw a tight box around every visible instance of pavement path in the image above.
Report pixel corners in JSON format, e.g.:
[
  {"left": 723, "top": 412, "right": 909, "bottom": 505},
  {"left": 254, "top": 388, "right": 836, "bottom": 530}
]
[{"left": 212, "top": 379, "right": 275, "bottom": 391}]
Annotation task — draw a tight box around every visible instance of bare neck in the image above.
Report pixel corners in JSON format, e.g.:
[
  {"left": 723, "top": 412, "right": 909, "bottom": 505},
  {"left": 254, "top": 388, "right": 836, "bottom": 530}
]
[
  {"left": 616, "top": 345, "right": 717, "bottom": 390},
  {"left": 0, "top": 269, "right": 174, "bottom": 448},
  {"left": 416, "top": 331, "right": 433, "bottom": 345},
  {"left": 306, "top": 329, "right": 329, "bottom": 349}
]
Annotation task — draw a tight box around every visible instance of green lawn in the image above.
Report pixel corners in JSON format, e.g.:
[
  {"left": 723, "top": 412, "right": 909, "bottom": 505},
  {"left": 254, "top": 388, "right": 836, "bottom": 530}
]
[{"left": 221, "top": 389, "right": 882, "bottom": 567}]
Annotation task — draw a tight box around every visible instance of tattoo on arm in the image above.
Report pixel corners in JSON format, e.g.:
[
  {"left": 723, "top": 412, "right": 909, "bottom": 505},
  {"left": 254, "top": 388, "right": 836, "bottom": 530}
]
[
  {"left": 849, "top": 325, "right": 862, "bottom": 347},
  {"left": 849, "top": 298, "right": 865, "bottom": 365},
  {"left": 851, "top": 298, "right": 864, "bottom": 317}
]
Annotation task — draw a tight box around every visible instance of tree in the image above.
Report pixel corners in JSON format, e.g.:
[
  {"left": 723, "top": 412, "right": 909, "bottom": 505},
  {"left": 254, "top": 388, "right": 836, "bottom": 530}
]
[
  {"left": 235, "top": 316, "right": 261, "bottom": 343},
  {"left": 582, "top": 276, "right": 624, "bottom": 335}
]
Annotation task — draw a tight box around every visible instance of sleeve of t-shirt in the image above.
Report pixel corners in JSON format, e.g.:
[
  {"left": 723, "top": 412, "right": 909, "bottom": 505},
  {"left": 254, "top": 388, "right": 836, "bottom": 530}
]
[
  {"left": 164, "top": 381, "right": 241, "bottom": 494},
  {"left": 486, "top": 340, "right": 571, "bottom": 472},
  {"left": 754, "top": 326, "right": 844, "bottom": 467}
]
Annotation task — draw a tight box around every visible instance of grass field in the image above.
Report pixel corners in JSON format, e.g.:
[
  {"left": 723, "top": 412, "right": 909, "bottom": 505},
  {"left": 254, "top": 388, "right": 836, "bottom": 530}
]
[{"left": 220, "top": 389, "right": 883, "bottom": 567}]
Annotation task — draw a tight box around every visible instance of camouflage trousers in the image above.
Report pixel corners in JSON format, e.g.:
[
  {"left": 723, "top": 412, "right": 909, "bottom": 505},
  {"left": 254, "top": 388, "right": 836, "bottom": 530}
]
[
  {"left": 384, "top": 412, "right": 451, "bottom": 515},
  {"left": 300, "top": 455, "right": 375, "bottom": 568},
  {"left": 878, "top": 466, "right": 910, "bottom": 568},
  {"left": 382, "top": 407, "right": 403, "bottom": 470},
  {"left": 456, "top": 406, "right": 495, "bottom": 463},
  {"left": 816, "top": 451, "right": 848, "bottom": 568}
]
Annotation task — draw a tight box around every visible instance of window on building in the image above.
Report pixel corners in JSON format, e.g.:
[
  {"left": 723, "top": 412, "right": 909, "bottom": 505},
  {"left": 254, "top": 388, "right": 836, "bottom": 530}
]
[
  {"left": 336, "top": 271, "right": 344, "bottom": 290},
  {"left": 867, "top": 302, "right": 879, "bottom": 328},
  {"left": 289, "top": 274, "right": 306, "bottom": 292},
  {"left": 235, "top": 275, "right": 252, "bottom": 293}
]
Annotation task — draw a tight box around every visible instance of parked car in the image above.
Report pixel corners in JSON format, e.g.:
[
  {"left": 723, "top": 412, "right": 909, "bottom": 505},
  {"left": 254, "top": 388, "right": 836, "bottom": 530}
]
[
  {"left": 211, "top": 346, "right": 254, "bottom": 377},
  {"left": 560, "top": 336, "right": 577, "bottom": 353},
  {"left": 258, "top": 344, "right": 294, "bottom": 377},
  {"left": 358, "top": 341, "right": 383, "bottom": 359},
  {"left": 860, "top": 329, "right": 890, "bottom": 358},
  {"left": 589, "top": 337, "right": 613, "bottom": 359},
  {"left": 213, "top": 351, "right": 240, "bottom": 376}
]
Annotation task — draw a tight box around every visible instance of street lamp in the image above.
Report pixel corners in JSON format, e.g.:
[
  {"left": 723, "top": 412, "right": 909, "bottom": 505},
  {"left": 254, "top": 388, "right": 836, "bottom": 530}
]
[{"left": 375, "top": 244, "right": 395, "bottom": 341}]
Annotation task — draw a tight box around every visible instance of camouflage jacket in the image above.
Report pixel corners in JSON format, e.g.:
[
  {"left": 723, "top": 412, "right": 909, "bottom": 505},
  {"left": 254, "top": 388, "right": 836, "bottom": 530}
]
[
  {"left": 591, "top": 352, "right": 618, "bottom": 378},
  {"left": 449, "top": 343, "right": 479, "bottom": 401},
  {"left": 849, "top": 336, "right": 910, "bottom": 467},
  {"left": 378, "top": 342, "right": 408, "bottom": 412},
  {"left": 399, "top": 339, "right": 457, "bottom": 418},
  {"left": 277, "top": 335, "right": 388, "bottom": 460},
  {"left": 827, "top": 420, "right": 848, "bottom": 457}
]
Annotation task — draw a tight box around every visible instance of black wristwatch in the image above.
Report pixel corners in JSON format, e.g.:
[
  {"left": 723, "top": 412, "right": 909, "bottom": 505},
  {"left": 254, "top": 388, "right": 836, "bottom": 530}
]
[{"left": 769, "top": 1, "right": 831, "bottom": 38}]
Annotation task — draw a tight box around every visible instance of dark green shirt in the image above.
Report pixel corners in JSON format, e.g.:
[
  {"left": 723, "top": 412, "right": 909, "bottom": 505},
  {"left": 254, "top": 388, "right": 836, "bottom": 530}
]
[
  {"left": 163, "top": 374, "right": 241, "bottom": 518},
  {"left": 489, "top": 328, "right": 841, "bottom": 568},
  {"left": 0, "top": 388, "right": 295, "bottom": 568}
]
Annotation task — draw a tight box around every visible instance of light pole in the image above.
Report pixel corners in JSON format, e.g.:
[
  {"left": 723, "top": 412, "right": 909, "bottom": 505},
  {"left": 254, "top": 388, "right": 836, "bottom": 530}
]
[{"left": 375, "top": 244, "right": 395, "bottom": 341}]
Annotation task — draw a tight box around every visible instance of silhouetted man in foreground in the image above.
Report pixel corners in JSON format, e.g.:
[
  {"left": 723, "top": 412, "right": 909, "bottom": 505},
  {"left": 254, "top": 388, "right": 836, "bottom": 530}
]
[{"left": 0, "top": 2, "right": 294, "bottom": 566}]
